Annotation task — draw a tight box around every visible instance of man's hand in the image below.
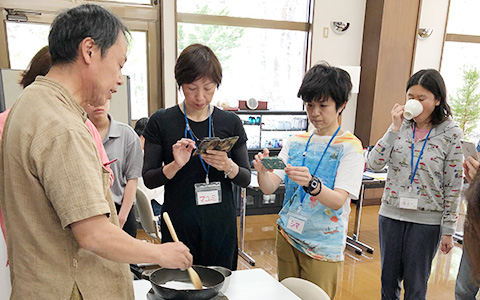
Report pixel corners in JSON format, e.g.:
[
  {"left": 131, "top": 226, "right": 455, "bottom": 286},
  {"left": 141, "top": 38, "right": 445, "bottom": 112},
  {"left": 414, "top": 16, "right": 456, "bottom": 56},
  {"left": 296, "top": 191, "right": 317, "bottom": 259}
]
[{"left": 156, "top": 242, "right": 193, "bottom": 270}]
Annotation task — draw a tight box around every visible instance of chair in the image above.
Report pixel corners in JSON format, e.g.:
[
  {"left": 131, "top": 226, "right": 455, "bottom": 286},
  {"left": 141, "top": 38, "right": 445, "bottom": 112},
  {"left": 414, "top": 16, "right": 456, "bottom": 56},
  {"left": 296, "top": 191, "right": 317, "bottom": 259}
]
[
  {"left": 281, "top": 277, "right": 331, "bottom": 300},
  {"left": 135, "top": 188, "right": 161, "bottom": 241}
]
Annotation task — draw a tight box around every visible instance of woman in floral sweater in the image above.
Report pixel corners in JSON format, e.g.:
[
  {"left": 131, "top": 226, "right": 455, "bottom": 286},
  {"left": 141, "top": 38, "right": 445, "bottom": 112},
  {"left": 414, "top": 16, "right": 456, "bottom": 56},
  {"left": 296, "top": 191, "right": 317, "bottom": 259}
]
[{"left": 368, "top": 69, "right": 463, "bottom": 300}]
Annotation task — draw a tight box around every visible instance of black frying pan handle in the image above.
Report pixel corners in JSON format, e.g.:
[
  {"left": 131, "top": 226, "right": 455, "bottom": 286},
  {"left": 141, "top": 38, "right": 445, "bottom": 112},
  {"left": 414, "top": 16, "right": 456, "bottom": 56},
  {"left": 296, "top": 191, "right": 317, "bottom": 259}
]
[
  {"left": 130, "top": 264, "right": 144, "bottom": 280},
  {"left": 140, "top": 269, "right": 156, "bottom": 281}
]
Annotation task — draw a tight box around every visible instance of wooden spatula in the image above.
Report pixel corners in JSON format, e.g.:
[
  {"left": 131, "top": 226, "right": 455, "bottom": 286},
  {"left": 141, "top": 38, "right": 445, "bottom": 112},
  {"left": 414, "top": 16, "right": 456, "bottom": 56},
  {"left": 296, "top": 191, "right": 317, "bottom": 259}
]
[{"left": 162, "top": 212, "right": 203, "bottom": 290}]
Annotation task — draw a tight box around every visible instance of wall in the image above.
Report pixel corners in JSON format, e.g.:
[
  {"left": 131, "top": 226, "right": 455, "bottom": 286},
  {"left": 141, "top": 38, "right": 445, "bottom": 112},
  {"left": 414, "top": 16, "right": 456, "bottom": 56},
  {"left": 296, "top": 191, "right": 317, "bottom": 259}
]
[
  {"left": 162, "top": 0, "right": 178, "bottom": 109},
  {"left": 412, "top": 0, "right": 449, "bottom": 72},
  {"left": 355, "top": 0, "right": 422, "bottom": 146},
  {"left": 310, "top": 0, "right": 367, "bottom": 134}
]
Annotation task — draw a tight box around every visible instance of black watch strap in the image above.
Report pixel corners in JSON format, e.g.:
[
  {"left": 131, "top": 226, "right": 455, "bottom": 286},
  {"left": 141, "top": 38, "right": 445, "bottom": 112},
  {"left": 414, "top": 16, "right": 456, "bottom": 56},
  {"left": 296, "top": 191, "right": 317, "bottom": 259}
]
[{"left": 302, "top": 175, "right": 322, "bottom": 196}]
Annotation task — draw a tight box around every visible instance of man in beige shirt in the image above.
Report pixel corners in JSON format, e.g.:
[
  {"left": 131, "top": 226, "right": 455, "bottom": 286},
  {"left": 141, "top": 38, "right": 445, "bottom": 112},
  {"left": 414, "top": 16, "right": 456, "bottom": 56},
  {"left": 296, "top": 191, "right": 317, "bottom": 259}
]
[{"left": 0, "top": 4, "right": 192, "bottom": 299}]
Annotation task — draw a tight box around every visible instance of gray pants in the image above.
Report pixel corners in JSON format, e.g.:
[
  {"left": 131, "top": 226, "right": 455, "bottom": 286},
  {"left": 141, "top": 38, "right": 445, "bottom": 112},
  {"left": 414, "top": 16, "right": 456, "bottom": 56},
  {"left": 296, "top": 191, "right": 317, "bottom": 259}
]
[
  {"left": 379, "top": 215, "right": 441, "bottom": 300},
  {"left": 455, "top": 248, "right": 479, "bottom": 300}
]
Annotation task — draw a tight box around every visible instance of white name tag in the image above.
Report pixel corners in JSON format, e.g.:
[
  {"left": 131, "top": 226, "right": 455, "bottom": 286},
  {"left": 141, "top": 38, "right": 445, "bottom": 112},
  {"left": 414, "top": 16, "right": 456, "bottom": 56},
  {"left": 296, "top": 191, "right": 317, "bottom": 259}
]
[
  {"left": 194, "top": 182, "right": 222, "bottom": 206},
  {"left": 399, "top": 197, "right": 418, "bottom": 210},
  {"left": 287, "top": 215, "right": 306, "bottom": 234},
  {"left": 196, "top": 190, "right": 220, "bottom": 205}
]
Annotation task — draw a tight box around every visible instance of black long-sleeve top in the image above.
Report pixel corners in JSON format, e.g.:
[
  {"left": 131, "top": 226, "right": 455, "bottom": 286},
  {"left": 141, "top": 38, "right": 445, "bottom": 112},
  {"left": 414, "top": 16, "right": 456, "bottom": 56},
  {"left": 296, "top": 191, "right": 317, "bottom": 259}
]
[{"left": 142, "top": 105, "right": 251, "bottom": 270}]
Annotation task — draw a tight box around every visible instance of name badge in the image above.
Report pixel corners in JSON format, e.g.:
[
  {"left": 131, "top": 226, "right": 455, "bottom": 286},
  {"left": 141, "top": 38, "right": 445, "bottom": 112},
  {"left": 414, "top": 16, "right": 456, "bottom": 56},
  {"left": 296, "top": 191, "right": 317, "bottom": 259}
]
[
  {"left": 399, "top": 197, "right": 418, "bottom": 210},
  {"left": 194, "top": 182, "right": 222, "bottom": 206},
  {"left": 286, "top": 214, "right": 306, "bottom": 234}
]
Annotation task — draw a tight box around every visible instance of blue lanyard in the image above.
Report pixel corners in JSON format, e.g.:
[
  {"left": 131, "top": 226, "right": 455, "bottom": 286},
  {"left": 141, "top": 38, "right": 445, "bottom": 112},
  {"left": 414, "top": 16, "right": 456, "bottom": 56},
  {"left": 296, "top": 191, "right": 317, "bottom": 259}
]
[
  {"left": 410, "top": 125, "right": 432, "bottom": 187},
  {"left": 183, "top": 102, "right": 211, "bottom": 178},
  {"left": 300, "top": 126, "right": 341, "bottom": 202}
]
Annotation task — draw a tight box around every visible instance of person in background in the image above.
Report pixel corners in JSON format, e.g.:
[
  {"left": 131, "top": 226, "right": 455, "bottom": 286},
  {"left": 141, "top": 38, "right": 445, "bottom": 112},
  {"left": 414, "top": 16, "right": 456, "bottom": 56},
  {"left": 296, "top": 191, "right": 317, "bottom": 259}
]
[
  {"left": 134, "top": 117, "right": 164, "bottom": 216},
  {"left": 0, "top": 5, "right": 192, "bottom": 299},
  {"left": 461, "top": 156, "right": 480, "bottom": 300},
  {"left": 142, "top": 44, "right": 251, "bottom": 270},
  {"left": 85, "top": 98, "right": 143, "bottom": 238},
  {"left": 368, "top": 69, "right": 463, "bottom": 300},
  {"left": 456, "top": 152, "right": 480, "bottom": 300},
  {"left": 253, "top": 63, "right": 364, "bottom": 299}
]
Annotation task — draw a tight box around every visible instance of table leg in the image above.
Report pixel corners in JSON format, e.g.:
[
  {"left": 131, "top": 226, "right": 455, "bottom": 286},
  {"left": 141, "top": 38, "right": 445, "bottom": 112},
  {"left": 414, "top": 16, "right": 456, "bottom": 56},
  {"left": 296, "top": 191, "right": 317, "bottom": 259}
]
[
  {"left": 238, "top": 187, "right": 255, "bottom": 266},
  {"left": 347, "top": 182, "right": 375, "bottom": 254}
]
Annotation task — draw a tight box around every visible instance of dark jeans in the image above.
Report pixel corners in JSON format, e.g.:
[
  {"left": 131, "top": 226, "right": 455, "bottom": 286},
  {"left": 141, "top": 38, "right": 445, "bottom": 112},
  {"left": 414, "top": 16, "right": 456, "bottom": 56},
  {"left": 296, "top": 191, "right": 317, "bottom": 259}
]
[
  {"left": 151, "top": 200, "right": 163, "bottom": 216},
  {"left": 115, "top": 203, "right": 137, "bottom": 238},
  {"left": 455, "top": 248, "right": 479, "bottom": 300},
  {"left": 379, "top": 215, "right": 441, "bottom": 300}
]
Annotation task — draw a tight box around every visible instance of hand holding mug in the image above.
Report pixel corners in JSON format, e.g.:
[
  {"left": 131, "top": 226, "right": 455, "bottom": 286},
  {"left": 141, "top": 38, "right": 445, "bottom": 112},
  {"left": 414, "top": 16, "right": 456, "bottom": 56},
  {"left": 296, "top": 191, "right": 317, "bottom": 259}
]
[{"left": 391, "top": 103, "right": 405, "bottom": 132}]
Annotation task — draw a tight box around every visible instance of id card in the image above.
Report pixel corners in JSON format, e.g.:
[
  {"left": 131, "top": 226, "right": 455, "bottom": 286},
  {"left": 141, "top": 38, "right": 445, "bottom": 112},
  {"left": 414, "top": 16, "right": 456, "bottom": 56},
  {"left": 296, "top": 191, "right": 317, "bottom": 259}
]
[
  {"left": 399, "top": 196, "right": 418, "bottom": 210},
  {"left": 286, "top": 213, "right": 307, "bottom": 234},
  {"left": 194, "top": 181, "right": 222, "bottom": 206}
]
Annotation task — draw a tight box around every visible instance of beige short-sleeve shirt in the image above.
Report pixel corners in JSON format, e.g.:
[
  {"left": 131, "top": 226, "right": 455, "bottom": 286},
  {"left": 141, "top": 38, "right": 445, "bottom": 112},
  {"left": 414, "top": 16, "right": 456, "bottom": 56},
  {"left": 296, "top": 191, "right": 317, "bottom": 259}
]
[{"left": 0, "top": 77, "right": 133, "bottom": 299}]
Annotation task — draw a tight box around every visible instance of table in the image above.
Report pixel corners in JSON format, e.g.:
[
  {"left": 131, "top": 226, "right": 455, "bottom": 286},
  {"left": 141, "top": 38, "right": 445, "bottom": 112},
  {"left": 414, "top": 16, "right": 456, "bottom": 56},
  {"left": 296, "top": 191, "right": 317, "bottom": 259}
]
[
  {"left": 133, "top": 268, "right": 301, "bottom": 300},
  {"left": 346, "top": 172, "right": 386, "bottom": 255}
]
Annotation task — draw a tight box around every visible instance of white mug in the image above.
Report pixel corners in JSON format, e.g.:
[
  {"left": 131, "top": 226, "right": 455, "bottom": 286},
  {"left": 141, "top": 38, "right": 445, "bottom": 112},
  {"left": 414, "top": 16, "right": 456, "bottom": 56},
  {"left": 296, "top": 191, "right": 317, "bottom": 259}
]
[{"left": 403, "top": 100, "right": 423, "bottom": 120}]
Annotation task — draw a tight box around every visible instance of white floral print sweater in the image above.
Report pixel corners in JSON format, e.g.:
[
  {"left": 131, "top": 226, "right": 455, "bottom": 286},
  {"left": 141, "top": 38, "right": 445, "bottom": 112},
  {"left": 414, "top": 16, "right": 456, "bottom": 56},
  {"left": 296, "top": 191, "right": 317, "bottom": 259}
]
[{"left": 368, "top": 119, "right": 463, "bottom": 235}]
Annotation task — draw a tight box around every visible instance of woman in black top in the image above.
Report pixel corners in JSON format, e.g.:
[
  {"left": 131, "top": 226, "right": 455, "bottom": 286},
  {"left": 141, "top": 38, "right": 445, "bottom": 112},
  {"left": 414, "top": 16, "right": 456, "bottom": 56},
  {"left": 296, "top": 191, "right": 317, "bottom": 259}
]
[{"left": 142, "top": 44, "right": 251, "bottom": 270}]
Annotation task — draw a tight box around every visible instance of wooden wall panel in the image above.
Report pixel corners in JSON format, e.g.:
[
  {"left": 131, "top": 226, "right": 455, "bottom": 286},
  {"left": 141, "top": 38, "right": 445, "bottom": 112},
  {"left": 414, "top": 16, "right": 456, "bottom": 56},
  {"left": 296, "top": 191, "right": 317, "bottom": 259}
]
[{"left": 355, "top": 0, "right": 421, "bottom": 146}]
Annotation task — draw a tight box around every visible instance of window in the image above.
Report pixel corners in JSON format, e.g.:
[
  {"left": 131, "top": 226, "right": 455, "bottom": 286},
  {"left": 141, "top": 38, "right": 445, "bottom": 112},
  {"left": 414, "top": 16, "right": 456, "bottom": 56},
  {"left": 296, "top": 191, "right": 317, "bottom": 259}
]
[
  {"left": 123, "top": 31, "right": 148, "bottom": 119},
  {"left": 94, "top": 0, "right": 153, "bottom": 5},
  {"left": 176, "top": 0, "right": 312, "bottom": 111},
  {"left": 177, "top": 0, "right": 309, "bottom": 22},
  {"left": 440, "top": 0, "right": 480, "bottom": 139},
  {"left": 6, "top": 22, "right": 148, "bottom": 119},
  {"left": 445, "top": 0, "right": 480, "bottom": 36},
  {"left": 6, "top": 22, "right": 49, "bottom": 70}
]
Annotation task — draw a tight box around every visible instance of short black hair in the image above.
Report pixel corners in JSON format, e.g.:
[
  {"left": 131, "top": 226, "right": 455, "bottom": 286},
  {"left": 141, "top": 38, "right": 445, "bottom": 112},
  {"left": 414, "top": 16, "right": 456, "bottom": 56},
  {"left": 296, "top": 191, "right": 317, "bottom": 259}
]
[
  {"left": 49, "top": 4, "right": 130, "bottom": 65},
  {"left": 297, "top": 62, "right": 352, "bottom": 112},
  {"left": 134, "top": 117, "right": 149, "bottom": 137},
  {"left": 175, "top": 44, "right": 222, "bottom": 88},
  {"left": 406, "top": 69, "right": 451, "bottom": 126}
]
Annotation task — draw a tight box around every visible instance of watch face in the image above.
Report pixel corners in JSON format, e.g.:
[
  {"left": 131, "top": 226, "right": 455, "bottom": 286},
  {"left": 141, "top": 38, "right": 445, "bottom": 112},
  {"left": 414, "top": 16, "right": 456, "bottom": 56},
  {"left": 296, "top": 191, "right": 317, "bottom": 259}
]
[
  {"left": 311, "top": 179, "right": 318, "bottom": 189},
  {"left": 247, "top": 98, "right": 258, "bottom": 110}
]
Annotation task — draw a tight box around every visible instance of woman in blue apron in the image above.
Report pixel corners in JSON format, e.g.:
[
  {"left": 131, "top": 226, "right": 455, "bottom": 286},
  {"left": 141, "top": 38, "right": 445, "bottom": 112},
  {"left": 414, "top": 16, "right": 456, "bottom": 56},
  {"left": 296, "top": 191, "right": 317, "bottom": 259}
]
[{"left": 253, "top": 63, "right": 364, "bottom": 299}]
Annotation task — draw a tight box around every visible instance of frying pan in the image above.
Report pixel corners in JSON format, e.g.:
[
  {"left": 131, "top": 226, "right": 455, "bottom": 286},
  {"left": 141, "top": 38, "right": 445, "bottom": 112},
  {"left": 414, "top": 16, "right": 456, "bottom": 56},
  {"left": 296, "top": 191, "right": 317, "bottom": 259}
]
[{"left": 143, "top": 265, "right": 224, "bottom": 300}]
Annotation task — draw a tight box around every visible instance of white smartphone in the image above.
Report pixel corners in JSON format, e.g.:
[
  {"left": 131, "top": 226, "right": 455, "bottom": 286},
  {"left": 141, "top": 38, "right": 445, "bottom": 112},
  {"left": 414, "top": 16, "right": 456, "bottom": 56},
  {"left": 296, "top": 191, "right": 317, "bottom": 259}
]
[{"left": 460, "top": 139, "right": 479, "bottom": 160}]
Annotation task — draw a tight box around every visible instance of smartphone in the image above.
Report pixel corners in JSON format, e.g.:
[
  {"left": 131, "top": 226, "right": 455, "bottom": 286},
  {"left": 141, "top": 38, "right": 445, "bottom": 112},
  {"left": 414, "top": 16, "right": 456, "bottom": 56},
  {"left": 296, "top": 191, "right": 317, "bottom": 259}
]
[
  {"left": 261, "top": 156, "right": 287, "bottom": 170},
  {"left": 460, "top": 139, "right": 479, "bottom": 160}
]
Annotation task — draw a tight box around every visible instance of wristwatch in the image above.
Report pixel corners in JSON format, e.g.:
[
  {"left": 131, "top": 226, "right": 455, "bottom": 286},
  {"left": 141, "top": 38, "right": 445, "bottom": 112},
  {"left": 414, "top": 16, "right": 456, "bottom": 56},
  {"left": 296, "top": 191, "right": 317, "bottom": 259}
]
[{"left": 303, "top": 175, "right": 322, "bottom": 196}]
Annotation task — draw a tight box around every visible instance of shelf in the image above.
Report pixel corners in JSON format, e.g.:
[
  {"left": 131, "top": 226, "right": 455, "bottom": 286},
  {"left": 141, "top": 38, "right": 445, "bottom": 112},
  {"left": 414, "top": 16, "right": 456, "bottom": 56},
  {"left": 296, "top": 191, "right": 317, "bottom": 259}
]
[
  {"left": 236, "top": 110, "right": 308, "bottom": 154},
  {"left": 261, "top": 128, "right": 306, "bottom": 132},
  {"left": 235, "top": 110, "right": 307, "bottom": 115}
]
